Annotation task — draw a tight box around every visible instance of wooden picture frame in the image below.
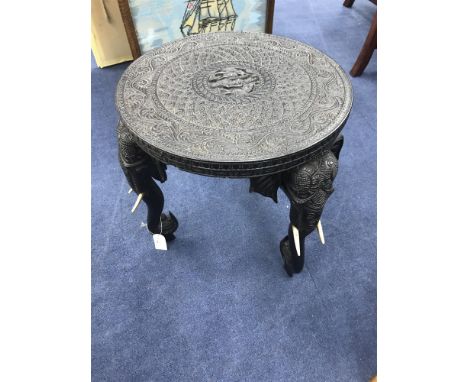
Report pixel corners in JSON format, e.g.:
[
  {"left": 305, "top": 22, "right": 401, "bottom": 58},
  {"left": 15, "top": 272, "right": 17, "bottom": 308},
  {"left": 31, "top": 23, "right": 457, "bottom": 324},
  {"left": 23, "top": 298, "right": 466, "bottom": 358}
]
[{"left": 118, "top": 0, "right": 275, "bottom": 59}]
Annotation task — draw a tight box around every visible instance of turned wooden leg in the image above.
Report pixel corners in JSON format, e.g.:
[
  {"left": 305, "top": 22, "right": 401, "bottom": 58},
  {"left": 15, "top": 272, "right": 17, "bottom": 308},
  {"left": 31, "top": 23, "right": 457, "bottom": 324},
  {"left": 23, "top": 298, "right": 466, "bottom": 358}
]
[
  {"left": 343, "top": 0, "right": 356, "bottom": 8},
  {"left": 350, "top": 12, "right": 377, "bottom": 77},
  {"left": 117, "top": 120, "right": 178, "bottom": 240}
]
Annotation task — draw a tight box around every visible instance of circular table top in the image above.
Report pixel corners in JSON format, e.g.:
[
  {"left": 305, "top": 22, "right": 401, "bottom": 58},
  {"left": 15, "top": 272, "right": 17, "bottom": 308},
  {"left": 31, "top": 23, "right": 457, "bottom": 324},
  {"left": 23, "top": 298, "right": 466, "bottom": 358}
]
[{"left": 116, "top": 32, "right": 352, "bottom": 177}]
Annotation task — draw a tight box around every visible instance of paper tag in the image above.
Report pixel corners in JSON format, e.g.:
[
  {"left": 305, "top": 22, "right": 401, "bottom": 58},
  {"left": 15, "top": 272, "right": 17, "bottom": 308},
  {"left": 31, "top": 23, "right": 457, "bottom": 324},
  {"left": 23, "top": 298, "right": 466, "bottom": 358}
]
[{"left": 153, "top": 234, "right": 167, "bottom": 251}]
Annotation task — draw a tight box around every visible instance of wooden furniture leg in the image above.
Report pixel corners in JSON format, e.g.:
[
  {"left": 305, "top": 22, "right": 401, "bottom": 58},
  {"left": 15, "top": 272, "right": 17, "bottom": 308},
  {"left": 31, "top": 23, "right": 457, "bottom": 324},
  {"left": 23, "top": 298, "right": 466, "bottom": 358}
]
[
  {"left": 350, "top": 12, "right": 377, "bottom": 77},
  {"left": 279, "top": 136, "right": 343, "bottom": 276},
  {"left": 118, "top": 120, "right": 179, "bottom": 239}
]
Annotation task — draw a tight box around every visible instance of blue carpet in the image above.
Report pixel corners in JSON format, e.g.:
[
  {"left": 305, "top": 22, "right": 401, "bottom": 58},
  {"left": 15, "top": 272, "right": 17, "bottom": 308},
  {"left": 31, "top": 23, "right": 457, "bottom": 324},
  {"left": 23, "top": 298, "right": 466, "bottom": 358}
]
[{"left": 92, "top": 0, "right": 376, "bottom": 380}]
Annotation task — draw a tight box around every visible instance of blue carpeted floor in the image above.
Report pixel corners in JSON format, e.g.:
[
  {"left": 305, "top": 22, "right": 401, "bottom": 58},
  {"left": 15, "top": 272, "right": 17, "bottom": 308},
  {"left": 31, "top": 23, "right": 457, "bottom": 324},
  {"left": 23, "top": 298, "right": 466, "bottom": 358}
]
[{"left": 92, "top": 0, "right": 376, "bottom": 380}]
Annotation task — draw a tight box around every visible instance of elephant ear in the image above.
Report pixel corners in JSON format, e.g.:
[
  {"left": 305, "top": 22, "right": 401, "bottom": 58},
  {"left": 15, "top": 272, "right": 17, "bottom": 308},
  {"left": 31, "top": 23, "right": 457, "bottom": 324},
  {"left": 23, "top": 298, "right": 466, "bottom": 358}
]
[
  {"left": 331, "top": 134, "right": 344, "bottom": 159},
  {"left": 249, "top": 174, "right": 282, "bottom": 203}
]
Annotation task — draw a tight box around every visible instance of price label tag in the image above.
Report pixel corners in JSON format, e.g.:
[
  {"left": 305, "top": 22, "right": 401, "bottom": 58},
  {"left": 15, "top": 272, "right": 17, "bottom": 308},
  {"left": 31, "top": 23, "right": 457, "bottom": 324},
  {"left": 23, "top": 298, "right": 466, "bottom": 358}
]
[{"left": 153, "top": 234, "right": 167, "bottom": 251}]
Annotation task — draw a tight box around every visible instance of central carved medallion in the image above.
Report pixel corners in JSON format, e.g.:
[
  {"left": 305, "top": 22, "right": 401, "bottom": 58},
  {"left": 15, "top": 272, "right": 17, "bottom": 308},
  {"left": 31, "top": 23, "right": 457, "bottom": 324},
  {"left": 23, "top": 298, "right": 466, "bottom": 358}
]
[
  {"left": 192, "top": 61, "right": 274, "bottom": 104},
  {"left": 207, "top": 66, "right": 260, "bottom": 96}
]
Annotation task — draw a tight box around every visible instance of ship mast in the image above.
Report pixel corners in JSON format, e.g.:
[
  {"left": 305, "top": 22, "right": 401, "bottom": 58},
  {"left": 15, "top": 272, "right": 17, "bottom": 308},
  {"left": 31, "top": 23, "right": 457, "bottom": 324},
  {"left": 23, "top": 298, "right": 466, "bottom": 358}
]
[
  {"left": 180, "top": 0, "right": 201, "bottom": 36},
  {"left": 180, "top": 0, "right": 237, "bottom": 36}
]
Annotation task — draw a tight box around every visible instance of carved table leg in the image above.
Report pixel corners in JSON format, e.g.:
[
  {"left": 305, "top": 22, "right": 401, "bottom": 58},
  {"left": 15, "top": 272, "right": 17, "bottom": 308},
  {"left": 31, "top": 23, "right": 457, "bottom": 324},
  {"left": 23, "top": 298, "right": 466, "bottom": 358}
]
[
  {"left": 279, "top": 136, "right": 344, "bottom": 276},
  {"left": 118, "top": 120, "right": 178, "bottom": 240}
]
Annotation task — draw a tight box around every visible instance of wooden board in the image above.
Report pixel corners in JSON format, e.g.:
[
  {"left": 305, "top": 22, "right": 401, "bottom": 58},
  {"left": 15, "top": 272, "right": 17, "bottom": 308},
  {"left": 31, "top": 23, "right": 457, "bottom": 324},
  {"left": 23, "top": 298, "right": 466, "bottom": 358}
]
[{"left": 92, "top": 0, "right": 134, "bottom": 67}]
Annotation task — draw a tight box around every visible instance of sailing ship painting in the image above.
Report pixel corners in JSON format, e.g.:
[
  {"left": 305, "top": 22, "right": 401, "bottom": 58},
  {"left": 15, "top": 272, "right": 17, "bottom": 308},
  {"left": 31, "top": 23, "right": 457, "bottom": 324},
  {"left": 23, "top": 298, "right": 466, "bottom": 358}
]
[
  {"left": 127, "top": 0, "right": 269, "bottom": 53},
  {"left": 181, "top": 0, "right": 238, "bottom": 36}
]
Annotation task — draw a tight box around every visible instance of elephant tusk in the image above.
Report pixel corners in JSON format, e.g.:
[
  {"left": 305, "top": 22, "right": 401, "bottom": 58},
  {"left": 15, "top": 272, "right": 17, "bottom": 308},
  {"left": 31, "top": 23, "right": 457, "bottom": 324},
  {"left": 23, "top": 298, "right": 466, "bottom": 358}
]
[
  {"left": 317, "top": 220, "right": 325, "bottom": 245},
  {"left": 131, "top": 193, "right": 144, "bottom": 213},
  {"left": 292, "top": 225, "right": 301, "bottom": 257},
  {"left": 128, "top": 188, "right": 133, "bottom": 194}
]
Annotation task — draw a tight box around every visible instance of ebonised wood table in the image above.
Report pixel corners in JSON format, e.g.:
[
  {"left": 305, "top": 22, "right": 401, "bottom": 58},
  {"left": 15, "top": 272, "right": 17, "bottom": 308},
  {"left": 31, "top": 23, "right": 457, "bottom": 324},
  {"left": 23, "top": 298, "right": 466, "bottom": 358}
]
[{"left": 116, "top": 32, "right": 353, "bottom": 276}]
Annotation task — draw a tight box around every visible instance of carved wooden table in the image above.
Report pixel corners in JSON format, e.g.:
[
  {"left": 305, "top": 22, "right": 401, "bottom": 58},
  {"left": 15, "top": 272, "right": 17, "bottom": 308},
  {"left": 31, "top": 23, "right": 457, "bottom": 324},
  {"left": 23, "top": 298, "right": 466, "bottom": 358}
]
[{"left": 116, "top": 32, "right": 353, "bottom": 276}]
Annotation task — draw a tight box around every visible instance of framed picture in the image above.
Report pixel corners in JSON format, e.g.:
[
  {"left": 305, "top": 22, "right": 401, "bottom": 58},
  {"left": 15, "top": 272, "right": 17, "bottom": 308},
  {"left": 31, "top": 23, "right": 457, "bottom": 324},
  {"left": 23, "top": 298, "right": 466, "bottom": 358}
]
[{"left": 118, "top": 0, "right": 275, "bottom": 59}]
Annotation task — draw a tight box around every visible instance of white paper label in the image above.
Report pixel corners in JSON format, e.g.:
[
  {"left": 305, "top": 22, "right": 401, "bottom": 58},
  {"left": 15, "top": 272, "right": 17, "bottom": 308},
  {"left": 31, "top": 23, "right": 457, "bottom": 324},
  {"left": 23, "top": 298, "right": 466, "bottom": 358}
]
[{"left": 153, "top": 234, "right": 167, "bottom": 251}]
